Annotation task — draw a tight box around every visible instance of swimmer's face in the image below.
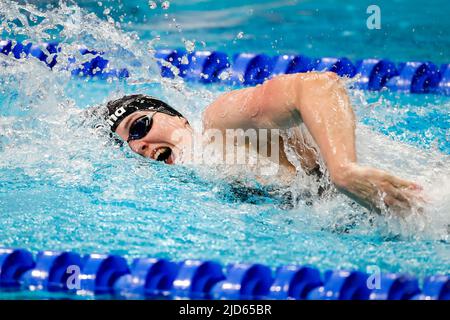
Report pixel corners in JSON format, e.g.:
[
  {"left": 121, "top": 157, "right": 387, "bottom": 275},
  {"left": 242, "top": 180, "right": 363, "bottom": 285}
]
[{"left": 115, "top": 110, "right": 192, "bottom": 164}]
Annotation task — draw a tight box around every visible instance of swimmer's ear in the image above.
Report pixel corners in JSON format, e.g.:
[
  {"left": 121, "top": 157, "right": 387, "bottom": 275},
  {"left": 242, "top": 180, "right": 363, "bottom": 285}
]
[
  {"left": 109, "top": 132, "right": 124, "bottom": 147},
  {"left": 80, "top": 106, "right": 124, "bottom": 147},
  {"left": 92, "top": 122, "right": 124, "bottom": 147}
]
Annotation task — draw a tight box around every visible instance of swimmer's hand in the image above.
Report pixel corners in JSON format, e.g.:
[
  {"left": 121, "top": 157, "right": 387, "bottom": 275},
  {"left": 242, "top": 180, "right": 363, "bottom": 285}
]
[{"left": 334, "top": 164, "right": 424, "bottom": 215}]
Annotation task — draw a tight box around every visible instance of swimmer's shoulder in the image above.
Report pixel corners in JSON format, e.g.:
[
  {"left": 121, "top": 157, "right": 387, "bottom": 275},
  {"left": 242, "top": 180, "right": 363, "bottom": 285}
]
[{"left": 202, "top": 86, "right": 262, "bottom": 131}]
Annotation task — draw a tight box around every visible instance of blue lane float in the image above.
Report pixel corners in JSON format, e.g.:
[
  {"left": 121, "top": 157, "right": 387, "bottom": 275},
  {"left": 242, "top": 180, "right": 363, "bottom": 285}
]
[
  {"left": 354, "top": 59, "right": 399, "bottom": 91},
  {"left": 368, "top": 273, "right": 420, "bottom": 300},
  {"left": 153, "top": 49, "right": 448, "bottom": 95},
  {"left": 114, "top": 257, "right": 179, "bottom": 297},
  {"left": 211, "top": 263, "right": 274, "bottom": 299},
  {"left": 20, "top": 250, "right": 83, "bottom": 292},
  {"left": 412, "top": 275, "right": 449, "bottom": 300},
  {"left": 1, "top": 38, "right": 449, "bottom": 95},
  {"left": 438, "top": 64, "right": 450, "bottom": 95},
  {"left": 271, "top": 54, "right": 314, "bottom": 76},
  {"left": 0, "top": 40, "right": 12, "bottom": 55},
  {"left": 154, "top": 48, "right": 186, "bottom": 78},
  {"left": 1, "top": 40, "right": 59, "bottom": 68},
  {"left": 230, "top": 53, "right": 274, "bottom": 85},
  {"left": 173, "top": 260, "right": 225, "bottom": 298},
  {"left": 307, "top": 270, "right": 371, "bottom": 300},
  {"left": 313, "top": 57, "right": 357, "bottom": 77},
  {"left": 268, "top": 265, "right": 322, "bottom": 300},
  {"left": 0, "top": 40, "right": 127, "bottom": 78},
  {"left": 183, "top": 51, "right": 230, "bottom": 83},
  {"left": 0, "top": 248, "right": 35, "bottom": 288},
  {"left": 386, "top": 61, "right": 441, "bottom": 93},
  {"left": 78, "top": 253, "right": 130, "bottom": 295},
  {"left": 0, "top": 247, "right": 448, "bottom": 300}
]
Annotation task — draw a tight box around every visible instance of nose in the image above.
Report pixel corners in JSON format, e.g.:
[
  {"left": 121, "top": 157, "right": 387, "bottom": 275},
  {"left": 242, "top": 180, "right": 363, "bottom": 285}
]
[{"left": 131, "top": 140, "right": 151, "bottom": 157}]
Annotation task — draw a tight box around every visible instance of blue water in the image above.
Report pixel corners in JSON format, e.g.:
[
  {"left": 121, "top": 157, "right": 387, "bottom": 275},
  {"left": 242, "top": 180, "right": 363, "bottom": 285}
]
[
  {"left": 28, "top": 0, "right": 449, "bottom": 64},
  {"left": 0, "top": 0, "right": 449, "bottom": 299}
]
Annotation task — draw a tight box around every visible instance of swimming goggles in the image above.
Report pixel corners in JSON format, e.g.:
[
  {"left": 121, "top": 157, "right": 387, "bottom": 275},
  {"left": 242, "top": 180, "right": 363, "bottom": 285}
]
[{"left": 127, "top": 112, "right": 157, "bottom": 143}]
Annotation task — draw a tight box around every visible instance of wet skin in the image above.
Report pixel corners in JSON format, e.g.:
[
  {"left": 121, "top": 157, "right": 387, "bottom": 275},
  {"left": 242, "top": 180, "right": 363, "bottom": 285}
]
[{"left": 114, "top": 72, "right": 424, "bottom": 215}]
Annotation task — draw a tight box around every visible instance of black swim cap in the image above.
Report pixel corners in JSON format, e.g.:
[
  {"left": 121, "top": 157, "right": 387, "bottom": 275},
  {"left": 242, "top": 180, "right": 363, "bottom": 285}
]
[{"left": 105, "top": 94, "right": 185, "bottom": 132}]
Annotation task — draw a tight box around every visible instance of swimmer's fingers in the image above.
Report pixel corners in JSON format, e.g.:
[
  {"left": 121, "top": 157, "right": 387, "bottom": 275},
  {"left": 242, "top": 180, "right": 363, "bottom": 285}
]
[
  {"left": 383, "top": 193, "right": 425, "bottom": 217},
  {"left": 383, "top": 194, "right": 410, "bottom": 211},
  {"left": 383, "top": 184, "right": 426, "bottom": 215},
  {"left": 387, "top": 175, "right": 422, "bottom": 191},
  {"left": 406, "top": 189, "right": 428, "bottom": 204},
  {"left": 384, "top": 184, "right": 411, "bottom": 204},
  {"left": 384, "top": 175, "right": 427, "bottom": 203},
  {"left": 392, "top": 184, "right": 428, "bottom": 205}
]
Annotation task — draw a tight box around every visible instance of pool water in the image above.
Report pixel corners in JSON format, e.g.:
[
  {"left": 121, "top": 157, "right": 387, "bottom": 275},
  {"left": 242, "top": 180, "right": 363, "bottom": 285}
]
[
  {"left": 26, "top": 0, "right": 449, "bottom": 64},
  {"left": 0, "top": 0, "right": 449, "bottom": 299}
]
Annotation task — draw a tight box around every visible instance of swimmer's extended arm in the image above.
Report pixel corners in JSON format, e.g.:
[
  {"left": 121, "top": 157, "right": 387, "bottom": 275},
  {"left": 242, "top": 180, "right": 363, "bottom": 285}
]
[{"left": 204, "top": 72, "right": 423, "bottom": 213}]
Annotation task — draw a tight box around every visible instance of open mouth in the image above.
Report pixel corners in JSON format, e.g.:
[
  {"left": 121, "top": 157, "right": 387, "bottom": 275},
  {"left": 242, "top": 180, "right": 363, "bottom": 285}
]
[{"left": 153, "top": 147, "right": 174, "bottom": 164}]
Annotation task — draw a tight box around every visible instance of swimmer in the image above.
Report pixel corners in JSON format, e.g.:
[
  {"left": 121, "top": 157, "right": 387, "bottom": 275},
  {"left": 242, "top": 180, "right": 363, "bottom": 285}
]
[{"left": 96, "top": 72, "right": 423, "bottom": 214}]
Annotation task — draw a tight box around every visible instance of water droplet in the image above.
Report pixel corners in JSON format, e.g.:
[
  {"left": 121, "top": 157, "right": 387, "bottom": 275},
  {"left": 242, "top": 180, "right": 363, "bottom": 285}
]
[
  {"left": 180, "top": 55, "right": 189, "bottom": 65},
  {"left": 183, "top": 39, "right": 195, "bottom": 53},
  {"left": 171, "top": 65, "right": 179, "bottom": 76},
  {"left": 236, "top": 31, "right": 244, "bottom": 39},
  {"left": 218, "top": 70, "right": 231, "bottom": 81},
  {"left": 148, "top": 1, "right": 157, "bottom": 9},
  {"left": 161, "top": 1, "right": 170, "bottom": 10}
]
